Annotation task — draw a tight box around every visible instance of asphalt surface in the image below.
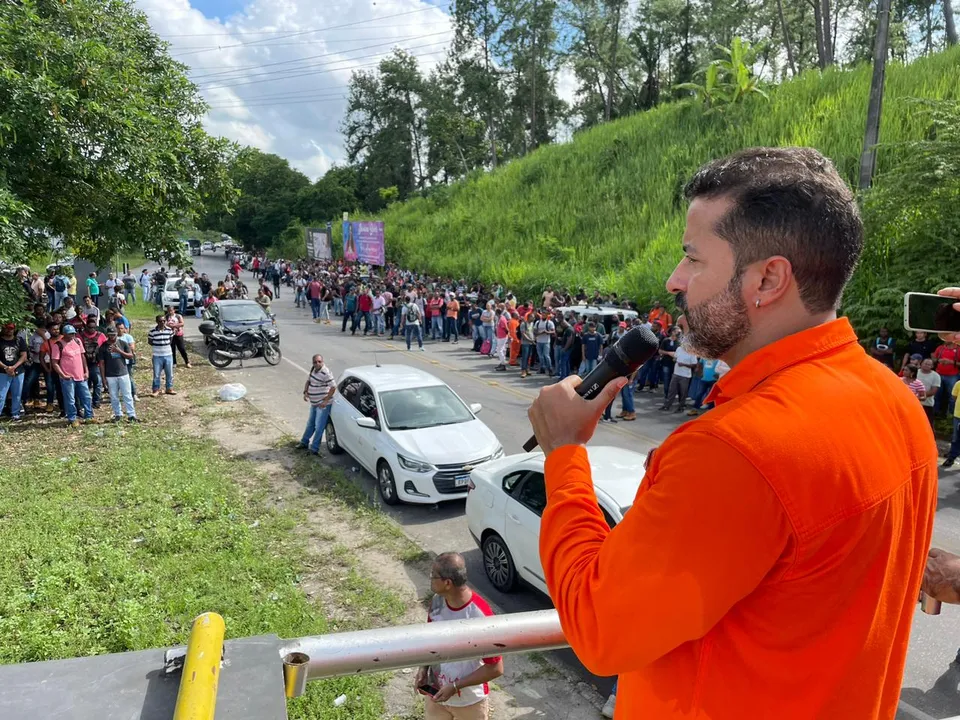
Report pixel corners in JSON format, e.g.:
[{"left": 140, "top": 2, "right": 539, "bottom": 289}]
[{"left": 171, "top": 254, "right": 960, "bottom": 717}]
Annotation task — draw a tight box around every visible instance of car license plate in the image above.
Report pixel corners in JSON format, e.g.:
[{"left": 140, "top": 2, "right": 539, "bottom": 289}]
[{"left": 454, "top": 474, "right": 470, "bottom": 487}]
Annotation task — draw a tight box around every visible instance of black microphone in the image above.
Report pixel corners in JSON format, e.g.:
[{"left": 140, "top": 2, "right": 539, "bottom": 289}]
[{"left": 522, "top": 325, "right": 661, "bottom": 452}]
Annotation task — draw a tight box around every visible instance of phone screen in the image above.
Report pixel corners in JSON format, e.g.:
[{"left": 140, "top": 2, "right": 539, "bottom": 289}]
[
  {"left": 418, "top": 684, "right": 440, "bottom": 697},
  {"left": 906, "top": 293, "right": 960, "bottom": 333}
]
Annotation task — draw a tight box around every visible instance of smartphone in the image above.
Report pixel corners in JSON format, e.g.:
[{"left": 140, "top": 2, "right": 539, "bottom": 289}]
[
  {"left": 904, "top": 292, "right": 960, "bottom": 334},
  {"left": 417, "top": 684, "right": 440, "bottom": 698}
]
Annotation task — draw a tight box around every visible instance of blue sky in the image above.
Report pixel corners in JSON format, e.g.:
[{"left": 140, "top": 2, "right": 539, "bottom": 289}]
[{"left": 189, "top": 0, "right": 245, "bottom": 22}]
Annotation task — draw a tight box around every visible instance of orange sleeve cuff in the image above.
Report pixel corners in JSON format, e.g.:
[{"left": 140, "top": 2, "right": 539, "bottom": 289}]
[{"left": 544, "top": 444, "right": 591, "bottom": 494}]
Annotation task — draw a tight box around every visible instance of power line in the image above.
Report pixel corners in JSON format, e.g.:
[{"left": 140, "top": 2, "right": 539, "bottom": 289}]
[
  {"left": 206, "top": 85, "right": 352, "bottom": 103},
  {"left": 200, "top": 42, "right": 450, "bottom": 89},
  {"left": 207, "top": 94, "right": 350, "bottom": 110},
  {"left": 170, "top": 4, "right": 452, "bottom": 58},
  {"left": 176, "top": 27, "right": 453, "bottom": 60},
  {"left": 189, "top": 31, "right": 451, "bottom": 81}
]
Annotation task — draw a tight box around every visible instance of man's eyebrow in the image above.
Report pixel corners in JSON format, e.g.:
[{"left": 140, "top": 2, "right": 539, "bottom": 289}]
[{"left": 682, "top": 244, "right": 697, "bottom": 254}]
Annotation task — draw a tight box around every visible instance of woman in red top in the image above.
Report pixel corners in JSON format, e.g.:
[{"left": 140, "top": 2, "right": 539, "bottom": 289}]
[{"left": 934, "top": 340, "right": 959, "bottom": 416}]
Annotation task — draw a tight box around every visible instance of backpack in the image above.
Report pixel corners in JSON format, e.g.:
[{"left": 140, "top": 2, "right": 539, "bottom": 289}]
[
  {"left": 81, "top": 334, "right": 100, "bottom": 362},
  {"left": 54, "top": 276, "right": 66, "bottom": 293},
  {"left": 406, "top": 305, "right": 419, "bottom": 324}
]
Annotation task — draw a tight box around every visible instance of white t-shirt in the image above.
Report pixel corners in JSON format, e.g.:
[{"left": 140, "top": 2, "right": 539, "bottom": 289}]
[
  {"left": 918, "top": 369, "right": 941, "bottom": 408},
  {"left": 427, "top": 593, "right": 500, "bottom": 707},
  {"left": 534, "top": 320, "right": 554, "bottom": 341},
  {"left": 674, "top": 346, "right": 699, "bottom": 379}
]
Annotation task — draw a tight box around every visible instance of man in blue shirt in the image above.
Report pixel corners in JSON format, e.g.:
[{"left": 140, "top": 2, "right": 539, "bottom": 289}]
[{"left": 581, "top": 322, "right": 603, "bottom": 375}]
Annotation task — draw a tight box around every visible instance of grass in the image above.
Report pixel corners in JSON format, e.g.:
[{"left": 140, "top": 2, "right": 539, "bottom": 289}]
[
  {"left": 366, "top": 46, "right": 960, "bottom": 323},
  {"left": 0, "top": 326, "right": 420, "bottom": 718}
]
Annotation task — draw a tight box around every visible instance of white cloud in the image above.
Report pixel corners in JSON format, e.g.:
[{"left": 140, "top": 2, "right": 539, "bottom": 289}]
[{"left": 137, "top": 0, "right": 454, "bottom": 180}]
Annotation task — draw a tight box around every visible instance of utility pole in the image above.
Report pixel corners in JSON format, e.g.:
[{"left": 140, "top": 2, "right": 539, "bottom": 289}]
[{"left": 858, "top": 0, "right": 892, "bottom": 190}]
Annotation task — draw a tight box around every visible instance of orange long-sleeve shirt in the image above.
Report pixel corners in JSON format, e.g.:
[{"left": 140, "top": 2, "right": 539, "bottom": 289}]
[{"left": 540, "top": 318, "right": 937, "bottom": 719}]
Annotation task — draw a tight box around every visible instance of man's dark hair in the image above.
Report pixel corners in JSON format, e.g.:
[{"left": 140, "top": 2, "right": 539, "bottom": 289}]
[
  {"left": 434, "top": 552, "right": 468, "bottom": 587},
  {"left": 684, "top": 147, "right": 863, "bottom": 314}
]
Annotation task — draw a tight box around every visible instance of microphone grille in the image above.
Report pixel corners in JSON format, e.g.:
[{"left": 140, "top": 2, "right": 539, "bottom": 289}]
[{"left": 616, "top": 325, "right": 661, "bottom": 363}]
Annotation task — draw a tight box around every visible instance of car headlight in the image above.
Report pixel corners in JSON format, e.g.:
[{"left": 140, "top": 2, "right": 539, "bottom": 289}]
[
  {"left": 493, "top": 445, "right": 505, "bottom": 460},
  {"left": 397, "top": 454, "right": 434, "bottom": 473}
]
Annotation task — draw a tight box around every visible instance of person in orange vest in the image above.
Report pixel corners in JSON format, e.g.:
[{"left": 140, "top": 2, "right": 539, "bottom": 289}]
[
  {"left": 527, "top": 147, "right": 937, "bottom": 720},
  {"left": 647, "top": 301, "right": 672, "bottom": 334},
  {"left": 508, "top": 311, "right": 521, "bottom": 366}
]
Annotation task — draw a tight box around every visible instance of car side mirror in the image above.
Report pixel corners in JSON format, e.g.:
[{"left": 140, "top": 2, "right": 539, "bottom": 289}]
[
  {"left": 470, "top": 403, "right": 482, "bottom": 414},
  {"left": 355, "top": 417, "right": 378, "bottom": 429}
]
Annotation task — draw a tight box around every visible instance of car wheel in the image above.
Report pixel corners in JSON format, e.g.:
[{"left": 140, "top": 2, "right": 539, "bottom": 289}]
[
  {"left": 325, "top": 420, "right": 343, "bottom": 455},
  {"left": 482, "top": 533, "right": 517, "bottom": 592},
  {"left": 377, "top": 460, "right": 401, "bottom": 506}
]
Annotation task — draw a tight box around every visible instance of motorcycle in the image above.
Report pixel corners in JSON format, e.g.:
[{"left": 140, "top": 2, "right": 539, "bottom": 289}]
[{"left": 206, "top": 326, "right": 282, "bottom": 368}]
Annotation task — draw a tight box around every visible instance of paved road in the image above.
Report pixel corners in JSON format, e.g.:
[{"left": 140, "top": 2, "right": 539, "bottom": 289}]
[{"left": 174, "top": 254, "right": 960, "bottom": 717}]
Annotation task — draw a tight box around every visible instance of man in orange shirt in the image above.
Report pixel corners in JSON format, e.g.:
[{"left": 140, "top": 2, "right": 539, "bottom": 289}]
[
  {"left": 528, "top": 147, "right": 938, "bottom": 719},
  {"left": 647, "top": 302, "right": 672, "bottom": 333},
  {"left": 508, "top": 311, "right": 521, "bottom": 366}
]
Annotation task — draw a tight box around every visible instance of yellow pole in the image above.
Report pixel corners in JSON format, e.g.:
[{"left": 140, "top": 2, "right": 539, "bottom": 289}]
[{"left": 172, "top": 612, "right": 225, "bottom": 720}]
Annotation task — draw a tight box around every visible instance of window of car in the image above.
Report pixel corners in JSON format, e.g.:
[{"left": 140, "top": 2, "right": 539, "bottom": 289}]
[
  {"left": 501, "top": 470, "right": 528, "bottom": 494},
  {"left": 512, "top": 472, "right": 546, "bottom": 517},
  {"left": 338, "top": 377, "right": 363, "bottom": 406},
  {"left": 357, "top": 385, "right": 379, "bottom": 424},
  {"left": 378, "top": 384, "right": 474, "bottom": 431},
  {"left": 220, "top": 303, "right": 268, "bottom": 323}
]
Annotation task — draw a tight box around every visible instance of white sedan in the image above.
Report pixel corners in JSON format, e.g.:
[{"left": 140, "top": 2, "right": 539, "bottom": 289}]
[
  {"left": 325, "top": 365, "right": 504, "bottom": 505},
  {"left": 161, "top": 279, "right": 194, "bottom": 309},
  {"left": 466, "top": 447, "right": 646, "bottom": 595}
]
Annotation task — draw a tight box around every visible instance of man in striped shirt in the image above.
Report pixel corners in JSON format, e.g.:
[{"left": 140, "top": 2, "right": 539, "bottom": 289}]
[
  {"left": 297, "top": 354, "right": 335, "bottom": 454},
  {"left": 148, "top": 314, "right": 176, "bottom": 397}
]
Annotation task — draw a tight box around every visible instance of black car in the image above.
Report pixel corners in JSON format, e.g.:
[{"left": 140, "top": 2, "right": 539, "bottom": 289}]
[{"left": 201, "top": 300, "right": 280, "bottom": 342}]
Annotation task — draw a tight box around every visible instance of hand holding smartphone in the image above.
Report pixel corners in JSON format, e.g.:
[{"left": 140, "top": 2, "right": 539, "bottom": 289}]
[{"left": 903, "top": 292, "right": 960, "bottom": 336}]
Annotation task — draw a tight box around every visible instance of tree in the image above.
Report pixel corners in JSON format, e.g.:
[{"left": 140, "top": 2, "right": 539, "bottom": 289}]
[
  {"left": 0, "top": 0, "right": 234, "bottom": 266},
  {"left": 342, "top": 50, "right": 426, "bottom": 209},
  {"left": 858, "top": 0, "right": 893, "bottom": 189},
  {"left": 676, "top": 37, "right": 769, "bottom": 107},
  {"left": 203, "top": 148, "right": 308, "bottom": 250},
  {"left": 946, "top": 0, "right": 958, "bottom": 44},
  {"left": 422, "top": 62, "right": 489, "bottom": 182},
  {"left": 451, "top": 0, "right": 509, "bottom": 167},
  {"left": 293, "top": 166, "right": 361, "bottom": 225},
  {"left": 495, "top": 0, "right": 567, "bottom": 152}
]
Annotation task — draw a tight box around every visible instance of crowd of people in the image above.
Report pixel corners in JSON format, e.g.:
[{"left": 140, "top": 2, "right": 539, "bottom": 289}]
[{"left": 0, "top": 266, "right": 195, "bottom": 425}]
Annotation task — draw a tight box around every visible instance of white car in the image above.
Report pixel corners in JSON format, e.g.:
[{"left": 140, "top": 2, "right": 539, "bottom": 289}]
[
  {"left": 202, "top": 242, "right": 214, "bottom": 251},
  {"left": 466, "top": 447, "right": 646, "bottom": 595},
  {"left": 161, "top": 278, "right": 195, "bottom": 309},
  {"left": 325, "top": 365, "right": 504, "bottom": 505}
]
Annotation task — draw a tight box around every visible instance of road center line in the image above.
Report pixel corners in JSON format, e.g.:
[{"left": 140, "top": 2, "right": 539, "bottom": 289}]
[{"left": 372, "top": 339, "right": 662, "bottom": 449}]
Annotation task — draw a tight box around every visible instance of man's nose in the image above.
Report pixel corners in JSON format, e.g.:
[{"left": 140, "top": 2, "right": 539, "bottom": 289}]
[{"left": 665, "top": 263, "right": 688, "bottom": 295}]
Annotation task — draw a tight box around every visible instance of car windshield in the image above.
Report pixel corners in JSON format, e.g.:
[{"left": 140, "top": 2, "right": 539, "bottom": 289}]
[
  {"left": 220, "top": 304, "right": 268, "bottom": 322},
  {"left": 379, "top": 385, "right": 474, "bottom": 431}
]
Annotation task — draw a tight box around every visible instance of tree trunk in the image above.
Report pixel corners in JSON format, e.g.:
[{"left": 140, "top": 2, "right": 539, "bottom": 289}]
[
  {"left": 407, "top": 93, "right": 426, "bottom": 189},
  {"left": 604, "top": 0, "right": 623, "bottom": 122},
  {"left": 482, "top": 5, "right": 498, "bottom": 168},
  {"left": 812, "top": 0, "right": 826, "bottom": 69},
  {"left": 776, "top": 0, "right": 798, "bottom": 75},
  {"left": 945, "top": 0, "right": 958, "bottom": 45},
  {"left": 858, "top": 0, "right": 892, "bottom": 190},
  {"left": 530, "top": 0, "right": 538, "bottom": 151},
  {"left": 821, "top": 0, "right": 833, "bottom": 65}
]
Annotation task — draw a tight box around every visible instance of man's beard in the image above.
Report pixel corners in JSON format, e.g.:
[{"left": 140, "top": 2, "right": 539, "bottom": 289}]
[{"left": 675, "top": 274, "right": 750, "bottom": 360}]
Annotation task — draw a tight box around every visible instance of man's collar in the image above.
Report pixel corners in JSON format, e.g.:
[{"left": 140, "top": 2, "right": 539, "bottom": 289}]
[{"left": 707, "top": 317, "right": 858, "bottom": 405}]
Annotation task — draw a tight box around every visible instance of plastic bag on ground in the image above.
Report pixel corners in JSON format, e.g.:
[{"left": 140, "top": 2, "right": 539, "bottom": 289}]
[{"left": 219, "top": 383, "right": 247, "bottom": 402}]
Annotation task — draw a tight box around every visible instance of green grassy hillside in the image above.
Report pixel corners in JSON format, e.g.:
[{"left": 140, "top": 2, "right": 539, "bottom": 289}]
[{"left": 374, "top": 47, "right": 960, "bottom": 311}]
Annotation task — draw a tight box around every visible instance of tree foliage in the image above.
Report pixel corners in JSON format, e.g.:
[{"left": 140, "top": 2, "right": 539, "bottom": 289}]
[{"left": 0, "top": 0, "right": 235, "bottom": 266}]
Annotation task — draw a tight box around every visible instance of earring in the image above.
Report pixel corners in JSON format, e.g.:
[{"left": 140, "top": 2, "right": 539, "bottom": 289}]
[{"left": 755, "top": 299, "right": 761, "bottom": 308}]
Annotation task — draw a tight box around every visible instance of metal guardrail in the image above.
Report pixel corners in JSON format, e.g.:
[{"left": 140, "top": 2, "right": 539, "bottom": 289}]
[{"left": 277, "top": 608, "right": 567, "bottom": 692}]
